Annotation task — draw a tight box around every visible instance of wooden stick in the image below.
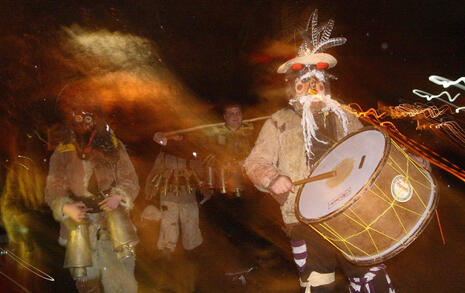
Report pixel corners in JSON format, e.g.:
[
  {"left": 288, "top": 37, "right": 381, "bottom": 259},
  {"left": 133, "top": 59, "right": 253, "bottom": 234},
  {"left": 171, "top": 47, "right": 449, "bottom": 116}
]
[
  {"left": 164, "top": 116, "right": 271, "bottom": 136},
  {"left": 293, "top": 171, "right": 337, "bottom": 186}
]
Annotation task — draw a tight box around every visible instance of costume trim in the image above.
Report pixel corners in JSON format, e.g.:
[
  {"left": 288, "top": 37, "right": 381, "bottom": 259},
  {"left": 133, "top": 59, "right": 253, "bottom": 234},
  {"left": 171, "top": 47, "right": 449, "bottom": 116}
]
[
  {"left": 56, "top": 143, "right": 76, "bottom": 153},
  {"left": 300, "top": 271, "right": 335, "bottom": 292}
]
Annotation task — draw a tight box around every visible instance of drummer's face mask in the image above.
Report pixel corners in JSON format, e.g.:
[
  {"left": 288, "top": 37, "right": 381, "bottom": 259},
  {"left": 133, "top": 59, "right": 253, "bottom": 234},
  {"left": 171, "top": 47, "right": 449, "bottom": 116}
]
[
  {"left": 286, "top": 66, "right": 327, "bottom": 100},
  {"left": 71, "top": 110, "right": 96, "bottom": 135},
  {"left": 295, "top": 74, "right": 326, "bottom": 99}
]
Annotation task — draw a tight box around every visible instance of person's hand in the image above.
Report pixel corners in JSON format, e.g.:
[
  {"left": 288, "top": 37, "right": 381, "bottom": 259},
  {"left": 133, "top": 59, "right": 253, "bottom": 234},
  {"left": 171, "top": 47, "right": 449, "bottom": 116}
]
[
  {"left": 99, "top": 195, "right": 122, "bottom": 212},
  {"left": 270, "top": 175, "right": 294, "bottom": 194},
  {"left": 153, "top": 132, "right": 168, "bottom": 146},
  {"left": 269, "top": 175, "right": 294, "bottom": 205},
  {"left": 62, "top": 202, "right": 91, "bottom": 223}
]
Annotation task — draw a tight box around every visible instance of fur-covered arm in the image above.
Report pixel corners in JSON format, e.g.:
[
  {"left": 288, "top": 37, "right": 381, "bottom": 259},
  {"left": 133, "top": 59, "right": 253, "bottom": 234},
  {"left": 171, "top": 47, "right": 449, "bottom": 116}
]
[
  {"left": 348, "top": 111, "right": 364, "bottom": 132},
  {"left": 45, "top": 150, "right": 73, "bottom": 222},
  {"left": 112, "top": 141, "right": 139, "bottom": 210},
  {"left": 244, "top": 119, "right": 281, "bottom": 192}
]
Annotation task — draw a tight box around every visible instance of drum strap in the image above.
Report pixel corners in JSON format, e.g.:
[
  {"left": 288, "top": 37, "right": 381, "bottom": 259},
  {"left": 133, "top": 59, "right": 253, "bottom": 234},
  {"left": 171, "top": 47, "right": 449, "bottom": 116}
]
[
  {"left": 300, "top": 271, "right": 335, "bottom": 293},
  {"left": 348, "top": 264, "right": 395, "bottom": 293}
]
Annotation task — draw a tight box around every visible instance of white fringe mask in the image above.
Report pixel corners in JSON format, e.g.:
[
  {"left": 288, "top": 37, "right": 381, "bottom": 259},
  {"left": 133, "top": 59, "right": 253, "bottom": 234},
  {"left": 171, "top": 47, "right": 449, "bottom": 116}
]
[{"left": 289, "top": 94, "right": 349, "bottom": 162}]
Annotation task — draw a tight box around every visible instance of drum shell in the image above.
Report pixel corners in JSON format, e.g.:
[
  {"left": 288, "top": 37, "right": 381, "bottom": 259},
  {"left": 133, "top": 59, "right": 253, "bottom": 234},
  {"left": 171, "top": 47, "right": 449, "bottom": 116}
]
[{"left": 296, "top": 127, "right": 438, "bottom": 265}]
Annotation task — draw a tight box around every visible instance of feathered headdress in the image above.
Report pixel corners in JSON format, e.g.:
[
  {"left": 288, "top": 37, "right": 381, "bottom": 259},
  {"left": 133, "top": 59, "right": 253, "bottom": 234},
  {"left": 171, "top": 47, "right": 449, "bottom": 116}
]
[{"left": 277, "top": 9, "right": 347, "bottom": 73}]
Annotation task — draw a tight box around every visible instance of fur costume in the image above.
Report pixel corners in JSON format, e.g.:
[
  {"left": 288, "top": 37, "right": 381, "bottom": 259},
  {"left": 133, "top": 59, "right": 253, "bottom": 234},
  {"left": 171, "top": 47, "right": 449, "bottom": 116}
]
[
  {"left": 244, "top": 105, "right": 362, "bottom": 224},
  {"left": 245, "top": 9, "right": 394, "bottom": 292},
  {"left": 45, "top": 138, "right": 139, "bottom": 293}
]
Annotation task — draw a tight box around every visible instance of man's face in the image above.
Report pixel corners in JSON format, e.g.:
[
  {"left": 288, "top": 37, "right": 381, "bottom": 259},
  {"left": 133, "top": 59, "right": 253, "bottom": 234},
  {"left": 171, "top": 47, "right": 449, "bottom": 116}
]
[
  {"left": 223, "top": 106, "right": 242, "bottom": 130},
  {"left": 71, "top": 110, "right": 96, "bottom": 135}
]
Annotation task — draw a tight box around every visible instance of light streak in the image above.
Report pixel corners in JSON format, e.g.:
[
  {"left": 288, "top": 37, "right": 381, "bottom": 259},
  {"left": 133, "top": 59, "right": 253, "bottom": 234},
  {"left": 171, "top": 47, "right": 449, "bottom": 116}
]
[
  {"left": 413, "top": 75, "right": 465, "bottom": 114},
  {"left": 344, "top": 103, "right": 465, "bottom": 182},
  {"left": 345, "top": 103, "right": 387, "bottom": 120},
  {"left": 386, "top": 104, "right": 450, "bottom": 119},
  {"left": 429, "top": 75, "right": 465, "bottom": 91},
  {"left": 0, "top": 271, "right": 32, "bottom": 293},
  {"left": 379, "top": 103, "right": 465, "bottom": 143},
  {"left": 0, "top": 248, "right": 55, "bottom": 282},
  {"left": 435, "top": 121, "right": 465, "bottom": 145},
  {"left": 17, "top": 155, "right": 33, "bottom": 161},
  {"left": 412, "top": 89, "right": 463, "bottom": 112}
]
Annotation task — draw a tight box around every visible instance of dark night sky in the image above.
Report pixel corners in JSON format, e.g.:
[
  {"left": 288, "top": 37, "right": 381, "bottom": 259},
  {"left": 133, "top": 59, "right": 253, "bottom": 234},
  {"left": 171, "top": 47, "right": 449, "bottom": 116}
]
[
  {"left": 1, "top": 0, "right": 464, "bottom": 161},
  {"left": 2, "top": 0, "right": 464, "bottom": 101}
]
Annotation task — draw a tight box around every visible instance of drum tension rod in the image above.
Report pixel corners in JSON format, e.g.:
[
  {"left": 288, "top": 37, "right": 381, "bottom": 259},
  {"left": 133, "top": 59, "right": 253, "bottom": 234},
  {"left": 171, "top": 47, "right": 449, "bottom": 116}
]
[{"left": 293, "top": 171, "right": 337, "bottom": 186}]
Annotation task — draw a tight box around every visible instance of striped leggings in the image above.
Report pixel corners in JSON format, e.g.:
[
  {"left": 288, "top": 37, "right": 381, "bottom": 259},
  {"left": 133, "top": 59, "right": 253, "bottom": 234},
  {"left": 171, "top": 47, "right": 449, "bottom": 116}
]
[{"left": 289, "top": 224, "right": 395, "bottom": 292}]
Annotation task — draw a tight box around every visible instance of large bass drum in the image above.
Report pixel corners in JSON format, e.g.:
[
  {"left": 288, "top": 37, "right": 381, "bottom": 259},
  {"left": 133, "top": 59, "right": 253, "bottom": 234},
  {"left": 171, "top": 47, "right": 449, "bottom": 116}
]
[{"left": 296, "top": 127, "right": 438, "bottom": 265}]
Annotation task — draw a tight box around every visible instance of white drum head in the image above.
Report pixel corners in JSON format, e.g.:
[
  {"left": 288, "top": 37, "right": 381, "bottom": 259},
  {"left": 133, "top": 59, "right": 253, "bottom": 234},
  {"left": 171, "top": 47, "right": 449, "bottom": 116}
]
[{"left": 298, "top": 129, "right": 387, "bottom": 221}]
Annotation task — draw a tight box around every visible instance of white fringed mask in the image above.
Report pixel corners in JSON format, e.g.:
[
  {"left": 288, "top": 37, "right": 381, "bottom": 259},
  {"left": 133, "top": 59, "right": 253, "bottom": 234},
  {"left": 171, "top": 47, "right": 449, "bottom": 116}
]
[{"left": 288, "top": 71, "right": 349, "bottom": 162}]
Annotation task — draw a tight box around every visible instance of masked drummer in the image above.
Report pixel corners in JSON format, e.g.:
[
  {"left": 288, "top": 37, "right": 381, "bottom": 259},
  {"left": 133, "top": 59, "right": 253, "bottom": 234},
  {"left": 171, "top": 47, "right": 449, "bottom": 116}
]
[
  {"left": 244, "top": 10, "right": 395, "bottom": 293},
  {"left": 45, "top": 82, "right": 139, "bottom": 293}
]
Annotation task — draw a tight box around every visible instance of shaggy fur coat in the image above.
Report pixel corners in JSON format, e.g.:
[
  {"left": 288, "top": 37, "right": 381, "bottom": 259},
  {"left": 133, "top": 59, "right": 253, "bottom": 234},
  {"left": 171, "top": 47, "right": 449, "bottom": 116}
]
[
  {"left": 45, "top": 139, "right": 139, "bottom": 292},
  {"left": 244, "top": 106, "right": 363, "bottom": 224}
]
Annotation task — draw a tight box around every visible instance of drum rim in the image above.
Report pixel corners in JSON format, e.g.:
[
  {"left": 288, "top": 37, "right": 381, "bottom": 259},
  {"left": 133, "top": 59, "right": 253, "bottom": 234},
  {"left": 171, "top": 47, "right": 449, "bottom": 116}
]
[{"left": 295, "top": 126, "right": 391, "bottom": 224}]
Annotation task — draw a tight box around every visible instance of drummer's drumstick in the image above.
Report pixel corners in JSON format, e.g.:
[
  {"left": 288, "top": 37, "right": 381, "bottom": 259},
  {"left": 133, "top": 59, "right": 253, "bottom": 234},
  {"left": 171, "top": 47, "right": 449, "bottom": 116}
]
[
  {"left": 164, "top": 116, "right": 271, "bottom": 136},
  {"left": 293, "top": 171, "right": 337, "bottom": 186}
]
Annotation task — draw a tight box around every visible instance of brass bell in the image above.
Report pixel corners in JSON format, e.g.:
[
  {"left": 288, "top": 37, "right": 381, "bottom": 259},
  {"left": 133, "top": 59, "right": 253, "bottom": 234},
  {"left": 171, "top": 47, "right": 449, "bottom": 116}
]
[
  {"left": 63, "top": 219, "right": 92, "bottom": 279},
  {"left": 173, "top": 170, "right": 180, "bottom": 196},
  {"left": 207, "top": 167, "right": 214, "bottom": 189},
  {"left": 106, "top": 207, "right": 139, "bottom": 259},
  {"left": 184, "top": 170, "right": 193, "bottom": 194},
  {"left": 161, "top": 169, "right": 173, "bottom": 196},
  {"left": 152, "top": 173, "right": 163, "bottom": 196}
]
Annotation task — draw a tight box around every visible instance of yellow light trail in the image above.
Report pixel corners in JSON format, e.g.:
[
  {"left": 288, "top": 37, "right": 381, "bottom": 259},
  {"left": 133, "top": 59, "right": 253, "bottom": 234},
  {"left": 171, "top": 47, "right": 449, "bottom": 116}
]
[{"left": 343, "top": 103, "right": 465, "bottom": 183}]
